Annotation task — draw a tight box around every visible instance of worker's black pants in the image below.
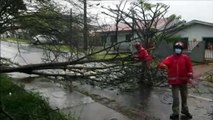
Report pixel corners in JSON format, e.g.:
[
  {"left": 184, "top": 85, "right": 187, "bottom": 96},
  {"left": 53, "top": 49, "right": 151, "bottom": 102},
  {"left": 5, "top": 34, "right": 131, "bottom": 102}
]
[{"left": 171, "top": 84, "right": 189, "bottom": 115}]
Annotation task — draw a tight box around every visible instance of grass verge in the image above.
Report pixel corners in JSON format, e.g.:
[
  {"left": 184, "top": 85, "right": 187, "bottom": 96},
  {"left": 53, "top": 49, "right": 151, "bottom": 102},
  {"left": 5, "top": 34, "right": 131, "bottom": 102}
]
[
  {"left": 206, "top": 74, "right": 213, "bottom": 83},
  {"left": 0, "top": 74, "right": 73, "bottom": 120},
  {"left": 1, "top": 37, "right": 30, "bottom": 44},
  {"left": 92, "top": 53, "right": 129, "bottom": 60},
  {"left": 36, "top": 44, "right": 76, "bottom": 52}
]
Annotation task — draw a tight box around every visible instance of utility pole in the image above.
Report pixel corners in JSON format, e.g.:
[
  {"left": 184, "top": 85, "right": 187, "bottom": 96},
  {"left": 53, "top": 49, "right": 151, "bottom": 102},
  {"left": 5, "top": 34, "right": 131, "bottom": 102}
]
[
  {"left": 70, "top": 8, "right": 72, "bottom": 43},
  {"left": 83, "top": 0, "right": 88, "bottom": 51},
  {"left": 131, "top": 9, "right": 135, "bottom": 40}
]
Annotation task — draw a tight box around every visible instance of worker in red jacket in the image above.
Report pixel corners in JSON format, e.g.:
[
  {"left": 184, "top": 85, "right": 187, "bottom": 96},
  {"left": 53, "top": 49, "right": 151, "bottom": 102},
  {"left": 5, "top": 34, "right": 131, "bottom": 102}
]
[
  {"left": 134, "top": 42, "right": 152, "bottom": 68},
  {"left": 158, "top": 42, "right": 193, "bottom": 119}
]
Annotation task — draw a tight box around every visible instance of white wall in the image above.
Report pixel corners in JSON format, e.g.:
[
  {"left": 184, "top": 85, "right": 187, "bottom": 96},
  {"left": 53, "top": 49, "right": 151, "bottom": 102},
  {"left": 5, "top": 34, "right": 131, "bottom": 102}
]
[
  {"left": 174, "top": 24, "right": 213, "bottom": 49},
  {"left": 105, "top": 32, "right": 127, "bottom": 45},
  {"left": 104, "top": 31, "right": 132, "bottom": 52}
]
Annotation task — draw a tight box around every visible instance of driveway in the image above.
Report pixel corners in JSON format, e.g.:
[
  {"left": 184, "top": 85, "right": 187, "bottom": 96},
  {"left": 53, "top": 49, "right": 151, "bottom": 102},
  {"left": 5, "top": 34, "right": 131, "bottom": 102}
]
[{"left": 193, "top": 63, "right": 213, "bottom": 78}]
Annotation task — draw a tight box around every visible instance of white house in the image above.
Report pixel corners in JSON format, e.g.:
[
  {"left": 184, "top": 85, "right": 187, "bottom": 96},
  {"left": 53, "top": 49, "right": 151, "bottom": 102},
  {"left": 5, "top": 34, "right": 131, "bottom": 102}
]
[
  {"left": 97, "top": 19, "right": 170, "bottom": 52},
  {"left": 97, "top": 23, "right": 135, "bottom": 52},
  {"left": 173, "top": 20, "right": 213, "bottom": 50},
  {"left": 172, "top": 20, "right": 213, "bottom": 61},
  {"left": 97, "top": 20, "right": 213, "bottom": 60}
]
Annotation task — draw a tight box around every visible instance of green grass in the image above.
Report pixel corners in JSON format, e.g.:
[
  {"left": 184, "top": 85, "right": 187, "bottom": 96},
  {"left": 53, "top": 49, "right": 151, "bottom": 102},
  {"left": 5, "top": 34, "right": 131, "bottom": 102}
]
[
  {"left": 0, "top": 74, "right": 74, "bottom": 120},
  {"left": 92, "top": 53, "right": 129, "bottom": 60},
  {"left": 37, "top": 44, "right": 74, "bottom": 52},
  {"left": 206, "top": 74, "right": 213, "bottom": 82},
  {"left": 1, "top": 37, "right": 30, "bottom": 44}
]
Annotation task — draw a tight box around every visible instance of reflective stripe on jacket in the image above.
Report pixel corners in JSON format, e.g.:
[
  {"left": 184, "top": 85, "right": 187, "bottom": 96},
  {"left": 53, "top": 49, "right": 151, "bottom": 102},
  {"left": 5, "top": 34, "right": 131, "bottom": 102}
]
[{"left": 160, "top": 54, "right": 193, "bottom": 85}]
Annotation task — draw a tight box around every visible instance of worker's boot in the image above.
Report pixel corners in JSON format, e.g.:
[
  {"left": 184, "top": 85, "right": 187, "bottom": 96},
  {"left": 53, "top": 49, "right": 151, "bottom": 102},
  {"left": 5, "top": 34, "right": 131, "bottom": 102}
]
[
  {"left": 181, "top": 111, "right": 192, "bottom": 119},
  {"left": 170, "top": 114, "right": 179, "bottom": 119}
]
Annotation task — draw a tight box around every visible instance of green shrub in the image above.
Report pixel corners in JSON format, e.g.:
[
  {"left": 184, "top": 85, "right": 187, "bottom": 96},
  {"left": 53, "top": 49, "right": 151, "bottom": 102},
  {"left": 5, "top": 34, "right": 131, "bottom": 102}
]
[
  {"left": 0, "top": 74, "right": 72, "bottom": 120},
  {"left": 206, "top": 74, "right": 213, "bottom": 82}
]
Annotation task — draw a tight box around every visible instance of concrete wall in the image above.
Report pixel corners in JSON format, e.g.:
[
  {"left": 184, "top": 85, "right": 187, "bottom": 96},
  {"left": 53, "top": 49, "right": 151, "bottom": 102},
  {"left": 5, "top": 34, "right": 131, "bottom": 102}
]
[
  {"left": 153, "top": 40, "right": 173, "bottom": 58},
  {"left": 154, "top": 40, "right": 205, "bottom": 63},
  {"left": 189, "top": 41, "right": 205, "bottom": 62},
  {"left": 174, "top": 24, "right": 213, "bottom": 49},
  {"left": 103, "top": 31, "right": 133, "bottom": 52}
]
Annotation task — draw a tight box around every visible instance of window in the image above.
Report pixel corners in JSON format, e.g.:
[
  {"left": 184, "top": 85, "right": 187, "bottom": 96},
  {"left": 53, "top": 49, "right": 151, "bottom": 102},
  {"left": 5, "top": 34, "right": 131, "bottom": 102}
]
[
  {"left": 111, "top": 35, "right": 117, "bottom": 43},
  {"left": 125, "top": 34, "right": 132, "bottom": 41},
  {"left": 203, "top": 37, "right": 213, "bottom": 49},
  {"left": 101, "top": 35, "right": 107, "bottom": 44}
]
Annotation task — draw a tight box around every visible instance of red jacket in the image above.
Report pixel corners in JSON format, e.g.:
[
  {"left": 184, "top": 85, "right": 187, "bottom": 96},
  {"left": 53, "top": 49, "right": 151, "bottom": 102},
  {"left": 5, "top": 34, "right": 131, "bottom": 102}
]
[
  {"left": 159, "top": 54, "right": 193, "bottom": 85},
  {"left": 137, "top": 47, "right": 152, "bottom": 62}
]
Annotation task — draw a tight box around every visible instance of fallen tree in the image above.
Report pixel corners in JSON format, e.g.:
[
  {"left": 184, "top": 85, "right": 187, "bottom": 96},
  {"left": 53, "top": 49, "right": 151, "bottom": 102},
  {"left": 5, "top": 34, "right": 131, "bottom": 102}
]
[{"left": 1, "top": 0, "right": 182, "bottom": 89}]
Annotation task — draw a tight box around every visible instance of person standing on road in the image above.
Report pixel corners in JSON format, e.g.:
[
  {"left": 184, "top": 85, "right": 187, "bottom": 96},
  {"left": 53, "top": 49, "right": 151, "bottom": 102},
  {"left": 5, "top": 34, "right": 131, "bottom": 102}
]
[{"left": 158, "top": 41, "right": 193, "bottom": 119}]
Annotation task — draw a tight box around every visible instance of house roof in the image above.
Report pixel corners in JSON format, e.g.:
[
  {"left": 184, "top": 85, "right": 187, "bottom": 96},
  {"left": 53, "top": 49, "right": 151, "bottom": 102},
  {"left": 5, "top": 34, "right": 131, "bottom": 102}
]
[
  {"left": 184, "top": 20, "right": 213, "bottom": 27},
  {"left": 97, "top": 18, "right": 169, "bottom": 33},
  {"left": 96, "top": 22, "right": 134, "bottom": 33},
  {"left": 170, "top": 20, "right": 213, "bottom": 34},
  {"left": 97, "top": 19, "right": 213, "bottom": 34}
]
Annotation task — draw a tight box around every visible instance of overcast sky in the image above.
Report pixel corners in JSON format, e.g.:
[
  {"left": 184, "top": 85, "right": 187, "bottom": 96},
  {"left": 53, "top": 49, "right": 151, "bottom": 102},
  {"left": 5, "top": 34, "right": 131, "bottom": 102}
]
[
  {"left": 57, "top": 0, "right": 213, "bottom": 24},
  {"left": 86, "top": 0, "right": 213, "bottom": 24},
  {"left": 149, "top": 0, "right": 213, "bottom": 23}
]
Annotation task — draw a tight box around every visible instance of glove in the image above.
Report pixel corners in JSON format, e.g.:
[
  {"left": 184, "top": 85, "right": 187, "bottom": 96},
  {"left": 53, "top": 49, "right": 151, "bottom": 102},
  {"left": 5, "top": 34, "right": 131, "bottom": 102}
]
[{"left": 158, "top": 63, "right": 168, "bottom": 70}]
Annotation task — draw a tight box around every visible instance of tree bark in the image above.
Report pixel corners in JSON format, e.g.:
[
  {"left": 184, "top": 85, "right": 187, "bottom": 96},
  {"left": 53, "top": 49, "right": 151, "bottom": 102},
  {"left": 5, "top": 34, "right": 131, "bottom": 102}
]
[{"left": 0, "top": 57, "right": 129, "bottom": 74}]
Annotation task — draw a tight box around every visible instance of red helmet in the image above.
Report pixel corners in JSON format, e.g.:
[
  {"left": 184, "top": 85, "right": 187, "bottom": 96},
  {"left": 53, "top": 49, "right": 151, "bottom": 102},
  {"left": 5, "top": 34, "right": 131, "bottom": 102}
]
[{"left": 174, "top": 42, "right": 184, "bottom": 50}]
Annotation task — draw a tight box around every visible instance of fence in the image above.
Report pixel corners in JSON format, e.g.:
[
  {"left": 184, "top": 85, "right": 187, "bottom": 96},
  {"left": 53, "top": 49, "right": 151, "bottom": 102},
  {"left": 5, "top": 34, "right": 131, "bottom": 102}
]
[
  {"left": 188, "top": 41, "right": 213, "bottom": 59},
  {"left": 205, "top": 49, "right": 213, "bottom": 60}
]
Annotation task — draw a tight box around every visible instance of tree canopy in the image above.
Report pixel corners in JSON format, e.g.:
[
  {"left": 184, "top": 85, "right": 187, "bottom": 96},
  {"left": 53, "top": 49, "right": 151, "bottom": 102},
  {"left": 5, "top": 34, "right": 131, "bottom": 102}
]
[
  {"left": 101, "top": 0, "right": 185, "bottom": 49},
  {"left": 0, "top": 0, "right": 26, "bottom": 34},
  {"left": 0, "top": 0, "right": 87, "bottom": 46}
]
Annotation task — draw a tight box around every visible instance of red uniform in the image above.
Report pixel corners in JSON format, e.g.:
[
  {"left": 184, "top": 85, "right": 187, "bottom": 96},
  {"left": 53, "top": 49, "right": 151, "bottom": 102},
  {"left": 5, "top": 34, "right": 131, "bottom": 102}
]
[
  {"left": 137, "top": 47, "right": 152, "bottom": 62},
  {"left": 159, "top": 54, "right": 193, "bottom": 85}
]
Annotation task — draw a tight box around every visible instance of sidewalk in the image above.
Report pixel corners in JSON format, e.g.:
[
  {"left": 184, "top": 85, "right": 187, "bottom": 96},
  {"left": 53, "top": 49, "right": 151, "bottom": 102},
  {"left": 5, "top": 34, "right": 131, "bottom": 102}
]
[{"left": 16, "top": 77, "right": 130, "bottom": 120}]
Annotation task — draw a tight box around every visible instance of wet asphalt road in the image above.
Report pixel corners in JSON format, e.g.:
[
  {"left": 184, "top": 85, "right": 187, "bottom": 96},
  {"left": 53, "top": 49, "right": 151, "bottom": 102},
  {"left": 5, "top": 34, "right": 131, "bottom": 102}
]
[{"left": 1, "top": 41, "right": 213, "bottom": 120}]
